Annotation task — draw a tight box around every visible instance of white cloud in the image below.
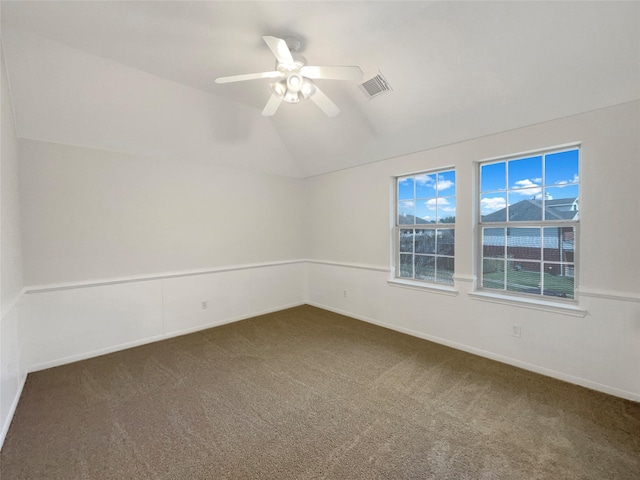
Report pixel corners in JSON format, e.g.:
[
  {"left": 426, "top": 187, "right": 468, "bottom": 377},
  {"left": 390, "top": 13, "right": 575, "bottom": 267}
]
[
  {"left": 415, "top": 174, "right": 434, "bottom": 186},
  {"left": 424, "top": 198, "right": 455, "bottom": 215},
  {"left": 437, "top": 179, "right": 455, "bottom": 191},
  {"left": 414, "top": 174, "right": 454, "bottom": 192},
  {"left": 513, "top": 179, "right": 540, "bottom": 189},
  {"left": 481, "top": 196, "right": 506, "bottom": 213},
  {"left": 425, "top": 198, "right": 449, "bottom": 208},
  {"left": 511, "top": 179, "right": 542, "bottom": 196},
  {"left": 555, "top": 173, "right": 579, "bottom": 185}
]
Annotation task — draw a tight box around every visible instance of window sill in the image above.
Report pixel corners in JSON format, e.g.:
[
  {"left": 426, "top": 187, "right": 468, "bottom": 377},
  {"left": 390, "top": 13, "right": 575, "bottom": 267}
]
[
  {"left": 388, "top": 278, "right": 459, "bottom": 296},
  {"left": 468, "top": 291, "right": 586, "bottom": 317}
]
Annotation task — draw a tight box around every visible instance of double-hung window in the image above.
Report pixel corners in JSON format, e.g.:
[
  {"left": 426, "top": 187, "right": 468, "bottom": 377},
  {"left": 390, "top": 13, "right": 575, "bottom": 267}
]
[
  {"left": 478, "top": 146, "right": 579, "bottom": 300},
  {"left": 395, "top": 168, "right": 456, "bottom": 285}
]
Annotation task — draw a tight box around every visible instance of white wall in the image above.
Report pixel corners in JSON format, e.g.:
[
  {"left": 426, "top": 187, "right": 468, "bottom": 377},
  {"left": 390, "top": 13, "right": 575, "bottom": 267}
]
[
  {"left": 19, "top": 140, "right": 305, "bottom": 286},
  {"left": 22, "top": 262, "right": 305, "bottom": 372},
  {"left": 16, "top": 138, "right": 307, "bottom": 373},
  {"left": 0, "top": 44, "right": 26, "bottom": 448},
  {"left": 304, "top": 101, "right": 640, "bottom": 401}
]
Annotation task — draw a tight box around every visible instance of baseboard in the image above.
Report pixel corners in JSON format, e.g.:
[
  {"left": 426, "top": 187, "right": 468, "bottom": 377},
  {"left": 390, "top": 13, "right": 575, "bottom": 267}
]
[
  {"left": 28, "top": 301, "right": 305, "bottom": 373},
  {"left": 307, "top": 301, "right": 640, "bottom": 403},
  {"left": 0, "top": 371, "right": 27, "bottom": 451}
]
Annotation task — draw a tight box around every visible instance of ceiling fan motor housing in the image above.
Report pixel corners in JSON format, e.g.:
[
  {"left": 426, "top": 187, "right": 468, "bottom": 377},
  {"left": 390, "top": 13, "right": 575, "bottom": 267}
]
[{"left": 284, "top": 36, "right": 302, "bottom": 53}]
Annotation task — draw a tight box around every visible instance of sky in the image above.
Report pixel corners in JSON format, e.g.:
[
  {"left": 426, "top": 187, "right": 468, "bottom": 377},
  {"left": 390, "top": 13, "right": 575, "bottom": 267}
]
[
  {"left": 480, "top": 149, "right": 579, "bottom": 216},
  {"left": 398, "top": 169, "right": 456, "bottom": 223},
  {"left": 398, "top": 149, "right": 579, "bottom": 223}
]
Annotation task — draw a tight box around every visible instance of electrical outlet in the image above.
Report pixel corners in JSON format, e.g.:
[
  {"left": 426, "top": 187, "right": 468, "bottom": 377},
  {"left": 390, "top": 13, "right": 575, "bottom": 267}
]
[
  {"left": 201, "top": 301, "right": 207, "bottom": 310},
  {"left": 511, "top": 324, "right": 521, "bottom": 338}
]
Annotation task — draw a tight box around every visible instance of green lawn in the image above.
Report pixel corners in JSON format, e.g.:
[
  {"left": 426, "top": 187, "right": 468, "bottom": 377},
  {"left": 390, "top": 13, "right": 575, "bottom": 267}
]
[{"left": 483, "top": 269, "right": 574, "bottom": 298}]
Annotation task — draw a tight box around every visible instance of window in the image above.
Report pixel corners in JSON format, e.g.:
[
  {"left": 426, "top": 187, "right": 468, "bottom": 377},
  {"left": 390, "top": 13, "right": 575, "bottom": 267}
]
[
  {"left": 478, "top": 146, "right": 579, "bottom": 299},
  {"left": 395, "top": 169, "right": 456, "bottom": 285}
]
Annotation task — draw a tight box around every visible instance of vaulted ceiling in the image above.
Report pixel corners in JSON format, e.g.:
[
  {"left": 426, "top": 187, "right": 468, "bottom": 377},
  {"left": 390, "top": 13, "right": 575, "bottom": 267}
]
[{"left": 2, "top": 1, "right": 639, "bottom": 177}]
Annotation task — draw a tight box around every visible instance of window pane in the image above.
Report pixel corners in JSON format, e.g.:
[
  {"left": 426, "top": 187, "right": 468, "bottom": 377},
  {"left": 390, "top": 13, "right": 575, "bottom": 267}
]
[
  {"left": 415, "top": 200, "right": 437, "bottom": 224},
  {"left": 544, "top": 186, "right": 579, "bottom": 220},
  {"left": 415, "top": 173, "right": 436, "bottom": 199},
  {"left": 480, "top": 193, "right": 507, "bottom": 221},
  {"left": 478, "top": 148, "right": 578, "bottom": 301},
  {"left": 483, "top": 228, "right": 505, "bottom": 258},
  {"left": 436, "top": 229, "right": 455, "bottom": 255},
  {"left": 415, "top": 255, "right": 435, "bottom": 281},
  {"left": 398, "top": 200, "right": 415, "bottom": 224},
  {"left": 543, "top": 227, "right": 574, "bottom": 262},
  {"left": 398, "top": 177, "right": 414, "bottom": 200},
  {"left": 399, "top": 254, "right": 413, "bottom": 278},
  {"left": 545, "top": 149, "right": 579, "bottom": 187},
  {"left": 396, "top": 167, "right": 455, "bottom": 286},
  {"left": 507, "top": 190, "right": 542, "bottom": 221},
  {"left": 414, "top": 229, "right": 435, "bottom": 254},
  {"left": 436, "top": 257, "right": 454, "bottom": 284},
  {"left": 437, "top": 197, "right": 456, "bottom": 223},
  {"left": 482, "top": 259, "right": 505, "bottom": 289},
  {"left": 437, "top": 170, "right": 456, "bottom": 196},
  {"left": 481, "top": 162, "right": 506, "bottom": 193},
  {"left": 507, "top": 228, "right": 541, "bottom": 261},
  {"left": 543, "top": 263, "right": 574, "bottom": 299},
  {"left": 506, "top": 261, "right": 541, "bottom": 295},
  {"left": 509, "top": 156, "right": 542, "bottom": 191},
  {"left": 399, "top": 229, "right": 414, "bottom": 253}
]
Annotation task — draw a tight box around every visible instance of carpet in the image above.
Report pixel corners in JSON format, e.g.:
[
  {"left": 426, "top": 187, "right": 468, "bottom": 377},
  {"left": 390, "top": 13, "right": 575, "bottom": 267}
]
[{"left": 2, "top": 305, "right": 639, "bottom": 479}]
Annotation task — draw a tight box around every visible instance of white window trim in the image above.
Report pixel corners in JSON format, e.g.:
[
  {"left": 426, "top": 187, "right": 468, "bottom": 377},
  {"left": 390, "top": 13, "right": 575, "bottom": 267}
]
[
  {"left": 469, "top": 290, "right": 586, "bottom": 317},
  {"left": 475, "top": 144, "right": 581, "bottom": 305},
  {"left": 392, "top": 167, "right": 457, "bottom": 287},
  {"left": 387, "top": 277, "right": 459, "bottom": 296}
]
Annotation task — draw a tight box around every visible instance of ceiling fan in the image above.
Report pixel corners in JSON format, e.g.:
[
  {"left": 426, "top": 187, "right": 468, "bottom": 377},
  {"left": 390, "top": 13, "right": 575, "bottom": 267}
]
[{"left": 215, "top": 36, "right": 363, "bottom": 117}]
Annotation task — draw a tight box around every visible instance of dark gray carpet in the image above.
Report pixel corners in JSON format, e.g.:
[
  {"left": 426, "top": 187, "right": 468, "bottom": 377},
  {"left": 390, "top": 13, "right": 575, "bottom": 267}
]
[{"left": 2, "top": 305, "right": 639, "bottom": 479}]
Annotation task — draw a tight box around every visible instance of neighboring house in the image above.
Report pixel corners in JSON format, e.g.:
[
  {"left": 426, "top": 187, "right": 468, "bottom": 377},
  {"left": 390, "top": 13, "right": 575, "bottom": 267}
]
[
  {"left": 482, "top": 197, "right": 579, "bottom": 222},
  {"left": 482, "top": 197, "right": 577, "bottom": 277},
  {"left": 398, "top": 214, "right": 432, "bottom": 225}
]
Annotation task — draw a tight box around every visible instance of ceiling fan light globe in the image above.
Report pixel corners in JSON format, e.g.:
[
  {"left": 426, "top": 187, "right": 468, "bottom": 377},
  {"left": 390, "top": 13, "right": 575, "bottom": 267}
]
[
  {"left": 300, "top": 79, "right": 316, "bottom": 99},
  {"left": 286, "top": 74, "right": 303, "bottom": 92},
  {"left": 270, "top": 80, "right": 287, "bottom": 97},
  {"left": 284, "top": 90, "right": 300, "bottom": 103}
]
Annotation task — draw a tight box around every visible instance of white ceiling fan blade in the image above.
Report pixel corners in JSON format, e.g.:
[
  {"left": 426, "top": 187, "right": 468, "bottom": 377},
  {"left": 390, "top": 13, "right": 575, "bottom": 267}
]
[
  {"left": 300, "top": 65, "right": 363, "bottom": 81},
  {"left": 262, "top": 36, "right": 295, "bottom": 65},
  {"left": 262, "top": 93, "right": 283, "bottom": 116},
  {"left": 309, "top": 86, "right": 340, "bottom": 117},
  {"left": 215, "top": 71, "right": 282, "bottom": 84}
]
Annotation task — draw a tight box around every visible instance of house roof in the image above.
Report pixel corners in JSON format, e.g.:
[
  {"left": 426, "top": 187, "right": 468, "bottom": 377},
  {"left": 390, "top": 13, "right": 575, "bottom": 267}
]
[
  {"left": 1, "top": 2, "right": 638, "bottom": 177},
  {"left": 482, "top": 198, "right": 578, "bottom": 223}
]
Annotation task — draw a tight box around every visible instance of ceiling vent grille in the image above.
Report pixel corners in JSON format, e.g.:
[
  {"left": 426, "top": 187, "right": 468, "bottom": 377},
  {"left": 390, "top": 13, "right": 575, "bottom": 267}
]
[{"left": 360, "top": 72, "right": 392, "bottom": 99}]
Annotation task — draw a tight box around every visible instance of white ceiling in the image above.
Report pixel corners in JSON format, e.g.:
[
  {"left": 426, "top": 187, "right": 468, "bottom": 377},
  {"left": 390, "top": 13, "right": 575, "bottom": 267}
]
[{"left": 2, "top": 1, "right": 639, "bottom": 177}]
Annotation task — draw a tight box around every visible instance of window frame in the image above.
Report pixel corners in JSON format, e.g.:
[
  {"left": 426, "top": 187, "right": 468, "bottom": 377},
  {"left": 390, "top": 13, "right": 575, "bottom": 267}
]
[
  {"left": 392, "top": 167, "right": 457, "bottom": 288},
  {"left": 476, "top": 143, "right": 581, "bottom": 303}
]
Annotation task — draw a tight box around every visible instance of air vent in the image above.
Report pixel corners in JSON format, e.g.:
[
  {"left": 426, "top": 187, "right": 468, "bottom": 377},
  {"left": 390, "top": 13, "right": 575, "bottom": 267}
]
[{"left": 360, "top": 72, "right": 392, "bottom": 99}]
